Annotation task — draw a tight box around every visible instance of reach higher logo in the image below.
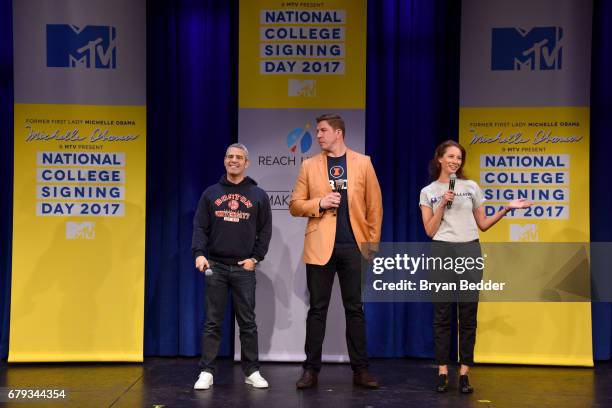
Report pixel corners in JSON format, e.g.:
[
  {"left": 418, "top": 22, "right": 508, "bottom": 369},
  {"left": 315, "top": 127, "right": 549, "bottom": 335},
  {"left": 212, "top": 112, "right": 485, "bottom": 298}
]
[
  {"left": 287, "top": 126, "right": 313, "bottom": 154},
  {"left": 258, "top": 124, "right": 314, "bottom": 167},
  {"left": 491, "top": 26, "right": 563, "bottom": 71},
  {"left": 47, "top": 24, "right": 117, "bottom": 69}
]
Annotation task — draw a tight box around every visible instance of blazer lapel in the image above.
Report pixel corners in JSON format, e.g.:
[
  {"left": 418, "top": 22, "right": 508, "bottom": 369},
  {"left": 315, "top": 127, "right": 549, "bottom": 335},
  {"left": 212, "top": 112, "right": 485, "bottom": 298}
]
[
  {"left": 346, "top": 149, "right": 356, "bottom": 209},
  {"left": 316, "top": 152, "right": 331, "bottom": 193}
]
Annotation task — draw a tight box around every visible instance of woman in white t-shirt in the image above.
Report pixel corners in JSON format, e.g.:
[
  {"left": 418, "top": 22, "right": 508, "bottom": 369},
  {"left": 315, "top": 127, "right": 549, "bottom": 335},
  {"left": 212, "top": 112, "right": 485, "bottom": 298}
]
[{"left": 419, "top": 140, "right": 531, "bottom": 394}]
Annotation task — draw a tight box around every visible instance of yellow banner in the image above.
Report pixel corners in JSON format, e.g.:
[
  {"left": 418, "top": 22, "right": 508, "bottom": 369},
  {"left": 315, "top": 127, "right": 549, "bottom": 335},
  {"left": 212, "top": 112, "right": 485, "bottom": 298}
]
[
  {"left": 460, "top": 107, "right": 589, "bottom": 241},
  {"left": 9, "top": 104, "right": 146, "bottom": 362},
  {"left": 239, "top": 0, "right": 366, "bottom": 109},
  {"left": 460, "top": 107, "right": 593, "bottom": 366}
]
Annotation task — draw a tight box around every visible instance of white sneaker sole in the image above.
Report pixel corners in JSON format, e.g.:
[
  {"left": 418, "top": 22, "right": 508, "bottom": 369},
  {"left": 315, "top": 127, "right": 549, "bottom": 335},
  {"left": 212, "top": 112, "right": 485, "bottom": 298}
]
[
  {"left": 194, "top": 380, "right": 213, "bottom": 390},
  {"left": 245, "top": 378, "right": 269, "bottom": 389}
]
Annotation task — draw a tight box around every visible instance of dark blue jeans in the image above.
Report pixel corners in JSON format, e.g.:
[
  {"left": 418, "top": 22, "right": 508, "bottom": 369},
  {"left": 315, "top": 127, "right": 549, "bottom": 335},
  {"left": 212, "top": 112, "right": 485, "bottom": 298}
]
[{"left": 199, "top": 262, "right": 259, "bottom": 376}]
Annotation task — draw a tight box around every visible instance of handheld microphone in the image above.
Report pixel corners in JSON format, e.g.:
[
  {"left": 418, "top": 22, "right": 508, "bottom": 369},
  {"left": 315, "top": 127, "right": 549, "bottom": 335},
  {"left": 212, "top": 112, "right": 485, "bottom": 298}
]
[
  {"left": 446, "top": 173, "right": 456, "bottom": 210},
  {"left": 205, "top": 268, "right": 213, "bottom": 276},
  {"left": 333, "top": 179, "right": 343, "bottom": 193},
  {"left": 330, "top": 180, "right": 343, "bottom": 215}
]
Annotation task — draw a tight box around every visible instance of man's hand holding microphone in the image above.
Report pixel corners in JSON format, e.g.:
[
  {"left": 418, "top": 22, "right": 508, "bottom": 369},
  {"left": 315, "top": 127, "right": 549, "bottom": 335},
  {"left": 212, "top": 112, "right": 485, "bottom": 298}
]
[
  {"left": 319, "top": 191, "right": 341, "bottom": 211},
  {"left": 195, "top": 255, "right": 213, "bottom": 276}
]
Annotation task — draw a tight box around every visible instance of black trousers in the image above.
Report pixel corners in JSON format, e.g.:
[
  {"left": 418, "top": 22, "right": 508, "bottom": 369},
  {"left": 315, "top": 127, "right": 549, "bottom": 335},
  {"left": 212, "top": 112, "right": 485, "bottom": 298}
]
[
  {"left": 433, "top": 301, "right": 478, "bottom": 366},
  {"left": 304, "top": 246, "right": 369, "bottom": 372},
  {"left": 431, "top": 241, "right": 482, "bottom": 366}
]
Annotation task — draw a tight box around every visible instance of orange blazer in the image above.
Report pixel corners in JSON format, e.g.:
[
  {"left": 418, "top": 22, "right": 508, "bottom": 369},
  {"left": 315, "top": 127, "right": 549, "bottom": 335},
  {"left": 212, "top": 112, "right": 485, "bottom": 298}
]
[{"left": 289, "top": 149, "right": 383, "bottom": 265}]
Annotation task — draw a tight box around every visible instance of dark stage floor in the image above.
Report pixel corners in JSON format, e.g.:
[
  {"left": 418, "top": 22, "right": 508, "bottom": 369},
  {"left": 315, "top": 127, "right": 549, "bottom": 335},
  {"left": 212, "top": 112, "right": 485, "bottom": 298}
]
[{"left": 0, "top": 357, "right": 611, "bottom": 407}]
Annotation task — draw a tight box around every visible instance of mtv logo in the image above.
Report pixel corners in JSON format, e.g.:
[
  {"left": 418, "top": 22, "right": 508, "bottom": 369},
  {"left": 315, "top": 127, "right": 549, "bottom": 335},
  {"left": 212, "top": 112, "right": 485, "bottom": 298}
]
[
  {"left": 66, "top": 222, "right": 96, "bottom": 240},
  {"left": 491, "top": 27, "right": 563, "bottom": 71},
  {"left": 288, "top": 80, "right": 316, "bottom": 97},
  {"left": 509, "top": 224, "right": 538, "bottom": 242},
  {"left": 47, "top": 24, "right": 117, "bottom": 69}
]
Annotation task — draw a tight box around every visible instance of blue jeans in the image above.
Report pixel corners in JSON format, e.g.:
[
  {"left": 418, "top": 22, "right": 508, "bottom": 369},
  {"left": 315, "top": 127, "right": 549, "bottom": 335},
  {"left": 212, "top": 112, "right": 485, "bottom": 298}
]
[{"left": 199, "top": 262, "right": 259, "bottom": 376}]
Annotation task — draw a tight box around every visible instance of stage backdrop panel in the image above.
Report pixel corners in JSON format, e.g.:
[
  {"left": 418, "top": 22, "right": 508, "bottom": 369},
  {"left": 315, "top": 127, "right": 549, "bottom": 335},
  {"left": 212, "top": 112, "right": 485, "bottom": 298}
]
[
  {"left": 459, "top": 0, "right": 593, "bottom": 366},
  {"left": 237, "top": 0, "right": 367, "bottom": 362},
  {"left": 9, "top": 0, "right": 146, "bottom": 362}
]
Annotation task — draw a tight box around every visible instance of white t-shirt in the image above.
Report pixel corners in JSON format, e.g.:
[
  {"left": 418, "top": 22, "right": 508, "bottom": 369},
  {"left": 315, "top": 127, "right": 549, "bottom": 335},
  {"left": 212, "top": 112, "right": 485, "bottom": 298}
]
[{"left": 419, "top": 179, "right": 485, "bottom": 242}]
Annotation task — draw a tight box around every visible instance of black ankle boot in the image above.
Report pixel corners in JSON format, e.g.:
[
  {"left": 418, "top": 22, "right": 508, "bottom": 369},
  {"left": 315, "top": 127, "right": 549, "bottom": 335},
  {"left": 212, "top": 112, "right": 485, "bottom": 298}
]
[
  {"left": 459, "top": 374, "right": 474, "bottom": 393},
  {"left": 436, "top": 374, "right": 448, "bottom": 392}
]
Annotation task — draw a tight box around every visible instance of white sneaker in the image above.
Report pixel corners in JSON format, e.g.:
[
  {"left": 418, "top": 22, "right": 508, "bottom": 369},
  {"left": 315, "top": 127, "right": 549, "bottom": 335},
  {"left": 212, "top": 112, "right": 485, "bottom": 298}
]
[
  {"left": 245, "top": 371, "right": 269, "bottom": 388},
  {"left": 194, "top": 371, "right": 213, "bottom": 390}
]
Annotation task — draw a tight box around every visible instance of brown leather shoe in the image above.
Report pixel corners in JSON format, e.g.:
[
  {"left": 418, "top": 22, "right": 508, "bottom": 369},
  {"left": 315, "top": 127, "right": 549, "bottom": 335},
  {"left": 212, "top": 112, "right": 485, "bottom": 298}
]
[
  {"left": 353, "top": 370, "right": 379, "bottom": 389},
  {"left": 296, "top": 370, "right": 318, "bottom": 389}
]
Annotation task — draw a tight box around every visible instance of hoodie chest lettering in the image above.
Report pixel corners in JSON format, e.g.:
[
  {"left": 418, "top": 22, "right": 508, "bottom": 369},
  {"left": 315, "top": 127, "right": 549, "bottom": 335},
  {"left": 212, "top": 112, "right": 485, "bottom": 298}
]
[
  {"left": 213, "top": 193, "right": 254, "bottom": 223},
  {"left": 214, "top": 193, "right": 253, "bottom": 208}
]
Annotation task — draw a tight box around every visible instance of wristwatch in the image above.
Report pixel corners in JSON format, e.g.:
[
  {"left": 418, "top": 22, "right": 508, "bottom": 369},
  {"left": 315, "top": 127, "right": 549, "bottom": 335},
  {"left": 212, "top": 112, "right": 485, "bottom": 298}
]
[{"left": 250, "top": 258, "right": 258, "bottom": 265}]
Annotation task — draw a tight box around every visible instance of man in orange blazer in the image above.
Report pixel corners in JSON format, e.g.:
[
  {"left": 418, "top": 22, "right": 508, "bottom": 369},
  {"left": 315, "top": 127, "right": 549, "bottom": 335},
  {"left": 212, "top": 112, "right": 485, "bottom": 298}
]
[{"left": 290, "top": 114, "right": 383, "bottom": 389}]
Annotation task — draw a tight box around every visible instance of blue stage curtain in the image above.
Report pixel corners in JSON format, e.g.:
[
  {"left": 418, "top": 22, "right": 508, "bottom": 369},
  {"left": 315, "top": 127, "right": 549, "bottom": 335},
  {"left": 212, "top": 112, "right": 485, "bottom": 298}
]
[
  {"left": 591, "top": 0, "right": 612, "bottom": 361},
  {"left": 0, "top": 0, "right": 13, "bottom": 360},
  {"left": 364, "top": 0, "right": 462, "bottom": 358},
  {"left": 144, "top": 0, "right": 238, "bottom": 356}
]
